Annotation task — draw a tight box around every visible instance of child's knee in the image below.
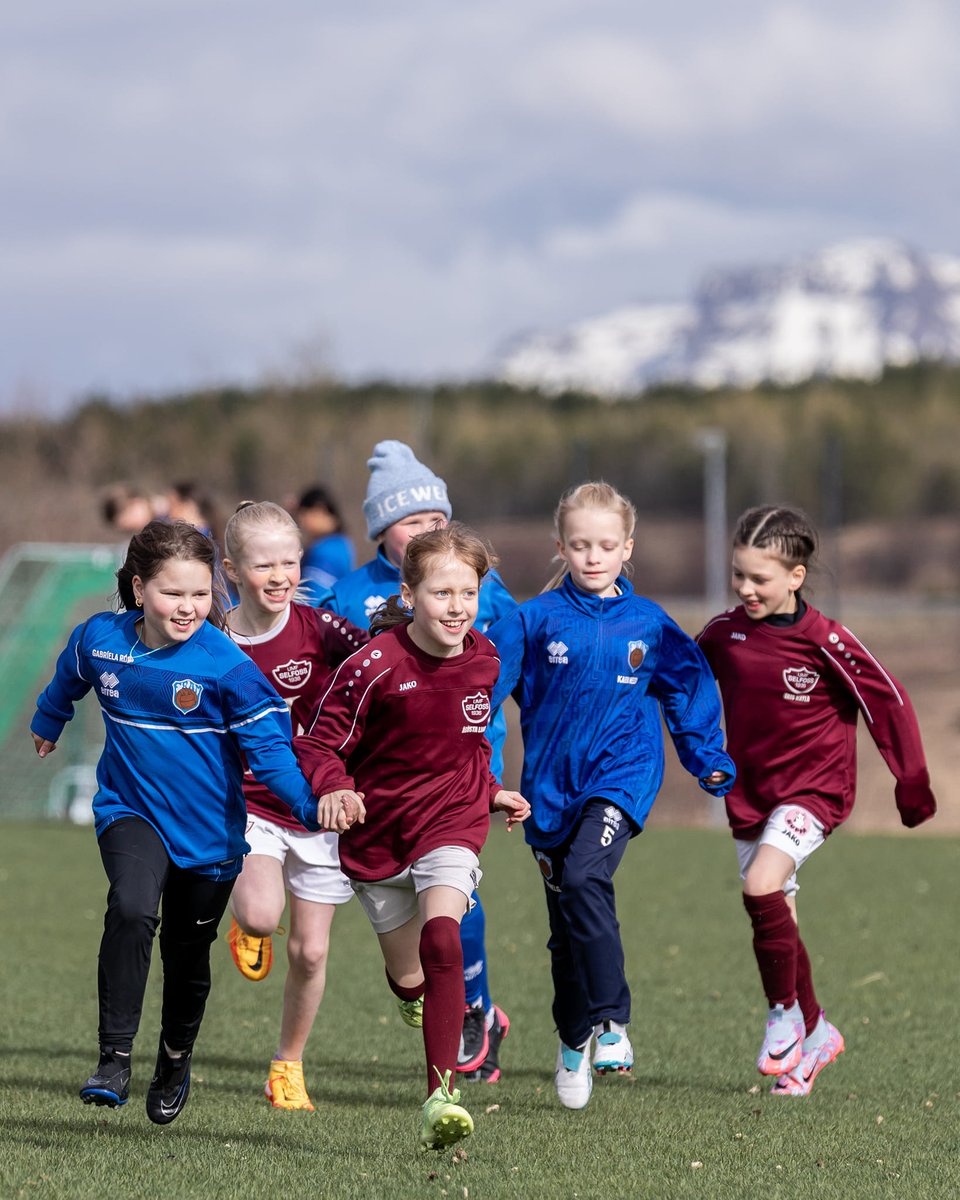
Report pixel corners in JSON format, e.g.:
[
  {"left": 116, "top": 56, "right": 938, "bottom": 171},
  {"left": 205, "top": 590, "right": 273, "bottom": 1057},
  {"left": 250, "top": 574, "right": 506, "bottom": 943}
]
[{"left": 419, "top": 915, "right": 462, "bottom": 971}]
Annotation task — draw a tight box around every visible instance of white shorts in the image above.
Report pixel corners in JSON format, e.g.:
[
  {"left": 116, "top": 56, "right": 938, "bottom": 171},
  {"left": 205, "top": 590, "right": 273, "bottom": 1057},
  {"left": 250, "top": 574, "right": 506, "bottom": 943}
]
[
  {"left": 734, "top": 805, "right": 826, "bottom": 898},
  {"left": 351, "top": 846, "right": 482, "bottom": 934},
  {"left": 245, "top": 814, "right": 354, "bottom": 906}
]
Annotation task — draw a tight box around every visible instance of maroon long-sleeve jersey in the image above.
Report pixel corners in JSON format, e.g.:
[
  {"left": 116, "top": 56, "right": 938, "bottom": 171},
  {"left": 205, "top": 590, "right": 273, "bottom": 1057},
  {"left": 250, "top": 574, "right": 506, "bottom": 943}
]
[
  {"left": 696, "top": 603, "right": 935, "bottom": 840},
  {"left": 230, "top": 602, "right": 368, "bottom": 830},
  {"left": 295, "top": 623, "right": 503, "bottom": 881}
]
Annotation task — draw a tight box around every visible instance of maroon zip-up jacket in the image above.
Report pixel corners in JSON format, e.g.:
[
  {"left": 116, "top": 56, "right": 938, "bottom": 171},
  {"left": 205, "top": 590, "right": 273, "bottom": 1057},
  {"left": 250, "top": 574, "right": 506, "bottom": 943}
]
[
  {"left": 296, "top": 623, "right": 502, "bottom": 881},
  {"left": 697, "top": 603, "right": 935, "bottom": 840}
]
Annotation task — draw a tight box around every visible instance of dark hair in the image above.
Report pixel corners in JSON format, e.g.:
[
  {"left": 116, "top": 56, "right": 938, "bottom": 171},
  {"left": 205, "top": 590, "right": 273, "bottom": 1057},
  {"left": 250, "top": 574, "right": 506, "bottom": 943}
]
[
  {"left": 369, "top": 522, "right": 496, "bottom": 634},
  {"left": 100, "top": 482, "right": 149, "bottom": 526},
  {"left": 733, "top": 505, "right": 818, "bottom": 570},
  {"left": 297, "top": 484, "right": 344, "bottom": 532},
  {"left": 116, "top": 519, "right": 229, "bottom": 630}
]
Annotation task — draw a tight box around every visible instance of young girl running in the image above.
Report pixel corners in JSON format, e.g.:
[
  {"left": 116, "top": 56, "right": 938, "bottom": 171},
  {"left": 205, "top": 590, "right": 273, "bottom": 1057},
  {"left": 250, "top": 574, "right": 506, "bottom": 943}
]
[
  {"left": 30, "top": 520, "right": 344, "bottom": 1124},
  {"left": 696, "top": 505, "right": 936, "bottom": 1096},
  {"left": 296, "top": 523, "right": 530, "bottom": 1150},
  {"left": 486, "top": 482, "right": 735, "bottom": 1111},
  {"left": 314, "top": 440, "right": 518, "bottom": 1084},
  {"left": 220, "top": 501, "right": 368, "bottom": 1112}
]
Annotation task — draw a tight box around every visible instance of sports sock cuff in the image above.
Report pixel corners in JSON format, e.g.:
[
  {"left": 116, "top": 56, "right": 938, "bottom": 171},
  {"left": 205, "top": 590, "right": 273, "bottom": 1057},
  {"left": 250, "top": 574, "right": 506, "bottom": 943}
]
[{"left": 385, "top": 967, "right": 423, "bottom": 1003}]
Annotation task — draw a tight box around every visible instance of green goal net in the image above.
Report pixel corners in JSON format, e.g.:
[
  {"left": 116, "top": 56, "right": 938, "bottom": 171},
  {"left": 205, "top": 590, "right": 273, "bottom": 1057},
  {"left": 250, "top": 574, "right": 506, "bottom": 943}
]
[{"left": 0, "top": 543, "right": 122, "bottom": 821}]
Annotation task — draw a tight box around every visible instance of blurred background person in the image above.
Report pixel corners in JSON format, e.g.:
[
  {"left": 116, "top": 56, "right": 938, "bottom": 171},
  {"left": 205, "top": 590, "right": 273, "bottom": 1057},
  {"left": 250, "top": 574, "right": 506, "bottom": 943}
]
[
  {"left": 100, "top": 484, "right": 168, "bottom": 535},
  {"left": 294, "top": 484, "right": 356, "bottom": 604},
  {"left": 167, "top": 481, "right": 223, "bottom": 547}
]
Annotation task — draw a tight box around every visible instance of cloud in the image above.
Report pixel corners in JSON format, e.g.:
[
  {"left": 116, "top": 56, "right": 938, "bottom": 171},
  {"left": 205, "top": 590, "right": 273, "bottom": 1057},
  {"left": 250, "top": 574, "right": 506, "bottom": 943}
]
[{"left": 1, "top": 1, "right": 959, "bottom": 407}]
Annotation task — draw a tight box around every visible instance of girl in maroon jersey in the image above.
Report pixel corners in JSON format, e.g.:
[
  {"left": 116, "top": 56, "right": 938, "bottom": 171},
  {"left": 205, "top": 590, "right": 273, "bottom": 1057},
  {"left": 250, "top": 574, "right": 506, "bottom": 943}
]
[
  {"left": 696, "top": 505, "right": 936, "bottom": 1096},
  {"left": 221, "top": 501, "right": 368, "bottom": 1112},
  {"left": 296, "top": 523, "right": 530, "bottom": 1150}
]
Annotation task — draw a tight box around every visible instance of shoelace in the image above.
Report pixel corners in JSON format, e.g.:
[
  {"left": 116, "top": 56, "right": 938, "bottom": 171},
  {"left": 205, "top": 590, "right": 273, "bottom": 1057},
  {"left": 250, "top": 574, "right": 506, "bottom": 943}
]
[{"left": 432, "top": 1066, "right": 460, "bottom": 1104}]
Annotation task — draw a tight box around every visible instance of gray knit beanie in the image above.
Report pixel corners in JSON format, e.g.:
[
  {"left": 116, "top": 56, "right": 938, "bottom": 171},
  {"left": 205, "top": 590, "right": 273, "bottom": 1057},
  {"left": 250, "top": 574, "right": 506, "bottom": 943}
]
[{"left": 363, "top": 440, "right": 452, "bottom": 540}]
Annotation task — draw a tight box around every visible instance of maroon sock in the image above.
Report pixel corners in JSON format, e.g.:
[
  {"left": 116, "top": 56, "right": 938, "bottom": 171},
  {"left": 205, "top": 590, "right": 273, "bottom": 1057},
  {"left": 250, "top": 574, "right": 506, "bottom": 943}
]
[
  {"left": 742, "top": 891, "right": 799, "bottom": 1008},
  {"left": 795, "top": 935, "right": 821, "bottom": 1035},
  {"left": 419, "top": 916, "right": 464, "bottom": 1097},
  {"left": 385, "top": 968, "right": 423, "bottom": 1003}
]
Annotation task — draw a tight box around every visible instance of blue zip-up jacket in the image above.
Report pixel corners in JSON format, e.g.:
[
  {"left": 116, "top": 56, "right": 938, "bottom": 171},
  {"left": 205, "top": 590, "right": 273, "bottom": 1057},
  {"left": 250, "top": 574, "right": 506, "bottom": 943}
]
[
  {"left": 312, "top": 546, "right": 517, "bottom": 776},
  {"left": 486, "top": 575, "right": 735, "bottom": 848},
  {"left": 31, "top": 611, "right": 319, "bottom": 875}
]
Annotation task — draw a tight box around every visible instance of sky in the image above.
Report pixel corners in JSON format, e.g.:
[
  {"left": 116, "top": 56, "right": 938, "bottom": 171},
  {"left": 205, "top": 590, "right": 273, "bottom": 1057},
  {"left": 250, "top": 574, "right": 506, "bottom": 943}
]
[{"left": 3, "top": 0, "right": 960, "bottom": 411}]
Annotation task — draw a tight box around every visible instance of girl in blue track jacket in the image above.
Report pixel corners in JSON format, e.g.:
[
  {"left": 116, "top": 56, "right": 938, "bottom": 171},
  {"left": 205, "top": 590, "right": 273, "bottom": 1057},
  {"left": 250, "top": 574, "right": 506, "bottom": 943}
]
[
  {"left": 30, "top": 521, "right": 346, "bottom": 1126},
  {"left": 486, "top": 482, "right": 734, "bottom": 1111}
]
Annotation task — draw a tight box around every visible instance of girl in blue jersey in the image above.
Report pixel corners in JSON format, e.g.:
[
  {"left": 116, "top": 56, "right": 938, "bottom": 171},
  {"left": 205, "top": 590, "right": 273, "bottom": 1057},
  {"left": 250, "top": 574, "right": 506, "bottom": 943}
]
[
  {"left": 31, "top": 520, "right": 347, "bottom": 1125},
  {"left": 486, "top": 482, "right": 734, "bottom": 1110}
]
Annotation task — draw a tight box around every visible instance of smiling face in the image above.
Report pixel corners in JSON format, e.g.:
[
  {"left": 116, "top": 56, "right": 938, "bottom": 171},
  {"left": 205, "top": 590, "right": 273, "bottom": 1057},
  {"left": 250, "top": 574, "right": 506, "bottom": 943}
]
[
  {"left": 557, "top": 507, "right": 634, "bottom": 598},
  {"left": 224, "top": 527, "right": 302, "bottom": 627},
  {"left": 132, "top": 557, "right": 214, "bottom": 648},
  {"left": 401, "top": 552, "right": 480, "bottom": 658},
  {"left": 732, "top": 543, "right": 806, "bottom": 620},
  {"left": 381, "top": 511, "right": 448, "bottom": 568}
]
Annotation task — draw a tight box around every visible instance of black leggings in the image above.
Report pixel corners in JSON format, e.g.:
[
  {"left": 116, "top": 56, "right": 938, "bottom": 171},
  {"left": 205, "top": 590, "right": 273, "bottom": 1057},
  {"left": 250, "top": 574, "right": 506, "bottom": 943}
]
[{"left": 96, "top": 816, "right": 235, "bottom": 1053}]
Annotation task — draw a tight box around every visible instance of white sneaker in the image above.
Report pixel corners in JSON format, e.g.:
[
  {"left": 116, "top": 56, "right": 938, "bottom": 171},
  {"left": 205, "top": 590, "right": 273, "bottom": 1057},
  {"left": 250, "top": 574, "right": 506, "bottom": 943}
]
[
  {"left": 592, "top": 1020, "right": 634, "bottom": 1073},
  {"left": 555, "top": 1036, "right": 593, "bottom": 1109},
  {"left": 756, "top": 1001, "right": 804, "bottom": 1076}
]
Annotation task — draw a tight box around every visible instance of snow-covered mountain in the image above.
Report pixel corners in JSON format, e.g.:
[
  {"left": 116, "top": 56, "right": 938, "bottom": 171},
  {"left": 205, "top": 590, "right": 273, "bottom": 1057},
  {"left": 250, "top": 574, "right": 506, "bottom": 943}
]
[{"left": 498, "top": 239, "right": 960, "bottom": 395}]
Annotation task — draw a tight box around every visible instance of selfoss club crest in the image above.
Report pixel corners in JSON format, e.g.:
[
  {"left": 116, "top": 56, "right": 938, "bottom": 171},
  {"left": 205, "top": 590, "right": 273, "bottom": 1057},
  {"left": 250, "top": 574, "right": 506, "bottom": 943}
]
[
  {"left": 782, "top": 666, "right": 820, "bottom": 695},
  {"left": 461, "top": 691, "right": 491, "bottom": 726},
  {"left": 173, "top": 679, "right": 203, "bottom": 713},
  {"left": 273, "top": 659, "right": 312, "bottom": 689}
]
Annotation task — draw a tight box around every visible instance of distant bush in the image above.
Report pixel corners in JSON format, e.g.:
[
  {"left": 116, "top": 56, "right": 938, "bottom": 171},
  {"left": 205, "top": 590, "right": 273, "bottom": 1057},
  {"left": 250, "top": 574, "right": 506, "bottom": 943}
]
[{"left": 2, "top": 364, "right": 958, "bottom": 558}]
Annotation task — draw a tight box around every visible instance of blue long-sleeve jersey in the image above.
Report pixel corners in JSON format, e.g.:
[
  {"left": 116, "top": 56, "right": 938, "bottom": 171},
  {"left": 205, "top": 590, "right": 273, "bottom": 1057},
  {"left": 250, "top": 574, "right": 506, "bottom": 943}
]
[
  {"left": 486, "top": 575, "right": 735, "bottom": 848},
  {"left": 31, "top": 611, "right": 318, "bottom": 875},
  {"left": 311, "top": 546, "right": 518, "bottom": 776}
]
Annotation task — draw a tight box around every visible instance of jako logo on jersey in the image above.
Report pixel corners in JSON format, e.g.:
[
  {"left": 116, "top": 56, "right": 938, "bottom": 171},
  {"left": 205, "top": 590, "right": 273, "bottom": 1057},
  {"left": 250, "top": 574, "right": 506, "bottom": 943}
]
[
  {"left": 173, "top": 679, "right": 203, "bottom": 712},
  {"left": 461, "top": 692, "right": 491, "bottom": 731},
  {"left": 398, "top": 680, "right": 417, "bottom": 692},
  {"left": 99, "top": 670, "right": 120, "bottom": 698},
  {"left": 273, "top": 659, "right": 312, "bottom": 689},
  {"left": 731, "top": 631, "right": 746, "bottom": 641},
  {"left": 627, "top": 639, "right": 648, "bottom": 670},
  {"left": 547, "top": 640, "right": 569, "bottom": 664},
  {"left": 782, "top": 666, "right": 820, "bottom": 703}
]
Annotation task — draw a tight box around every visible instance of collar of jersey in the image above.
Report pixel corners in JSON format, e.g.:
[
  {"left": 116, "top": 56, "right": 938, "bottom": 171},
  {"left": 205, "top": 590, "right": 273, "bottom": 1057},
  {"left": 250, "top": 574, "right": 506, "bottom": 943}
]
[{"left": 559, "top": 573, "right": 634, "bottom": 614}]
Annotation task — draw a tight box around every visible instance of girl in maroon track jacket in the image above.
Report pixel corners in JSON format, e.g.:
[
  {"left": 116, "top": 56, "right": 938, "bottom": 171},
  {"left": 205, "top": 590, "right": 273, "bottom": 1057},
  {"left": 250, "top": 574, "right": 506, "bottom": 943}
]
[
  {"left": 296, "top": 523, "right": 529, "bottom": 1149},
  {"left": 697, "top": 505, "right": 936, "bottom": 1097}
]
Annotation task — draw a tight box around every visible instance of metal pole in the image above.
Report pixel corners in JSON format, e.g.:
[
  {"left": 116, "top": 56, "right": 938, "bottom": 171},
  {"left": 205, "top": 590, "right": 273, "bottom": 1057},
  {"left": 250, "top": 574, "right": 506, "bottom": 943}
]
[
  {"left": 693, "top": 428, "right": 729, "bottom": 829},
  {"left": 695, "top": 428, "right": 728, "bottom": 616}
]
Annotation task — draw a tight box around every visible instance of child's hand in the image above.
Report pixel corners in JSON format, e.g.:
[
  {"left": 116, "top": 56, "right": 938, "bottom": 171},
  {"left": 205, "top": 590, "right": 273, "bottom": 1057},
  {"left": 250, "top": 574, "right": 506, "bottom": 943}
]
[
  {"left": 702, "top": 770, "right": 730, "bottom": 788},
  {"left": 340, "top": 791, "right": 366, "bottom": 828},
  {"left": 32, "top": 733, "right": 57, "bottom": 759},
  {"left": 895, "top": 776, "right": 936, "bottom": 828},
  {"left": 493, "top": 789, "right": 531, "bottom": 831},
  {"left": 317, "top": 789, "right": 364, "bottom": 833}
]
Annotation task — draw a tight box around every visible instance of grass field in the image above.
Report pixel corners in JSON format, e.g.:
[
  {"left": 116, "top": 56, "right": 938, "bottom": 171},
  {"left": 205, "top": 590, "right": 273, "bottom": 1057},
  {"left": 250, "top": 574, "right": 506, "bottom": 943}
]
[{"left": 2, "top": 819, "right": 958, "bottom": 1200}]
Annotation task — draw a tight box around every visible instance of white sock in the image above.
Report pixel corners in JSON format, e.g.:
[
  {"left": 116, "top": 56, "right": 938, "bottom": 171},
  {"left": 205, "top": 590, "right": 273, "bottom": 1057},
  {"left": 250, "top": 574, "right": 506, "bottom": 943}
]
[{"left": 802, "top": 1013, "right": 828, "bottom": 1051}]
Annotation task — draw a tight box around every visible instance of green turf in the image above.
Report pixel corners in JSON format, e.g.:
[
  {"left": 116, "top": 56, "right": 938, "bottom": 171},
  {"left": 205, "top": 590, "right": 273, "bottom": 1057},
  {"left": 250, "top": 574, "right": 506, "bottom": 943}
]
[{"left": 1, "top": 821, "right": 957, "bottom": 1199}]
